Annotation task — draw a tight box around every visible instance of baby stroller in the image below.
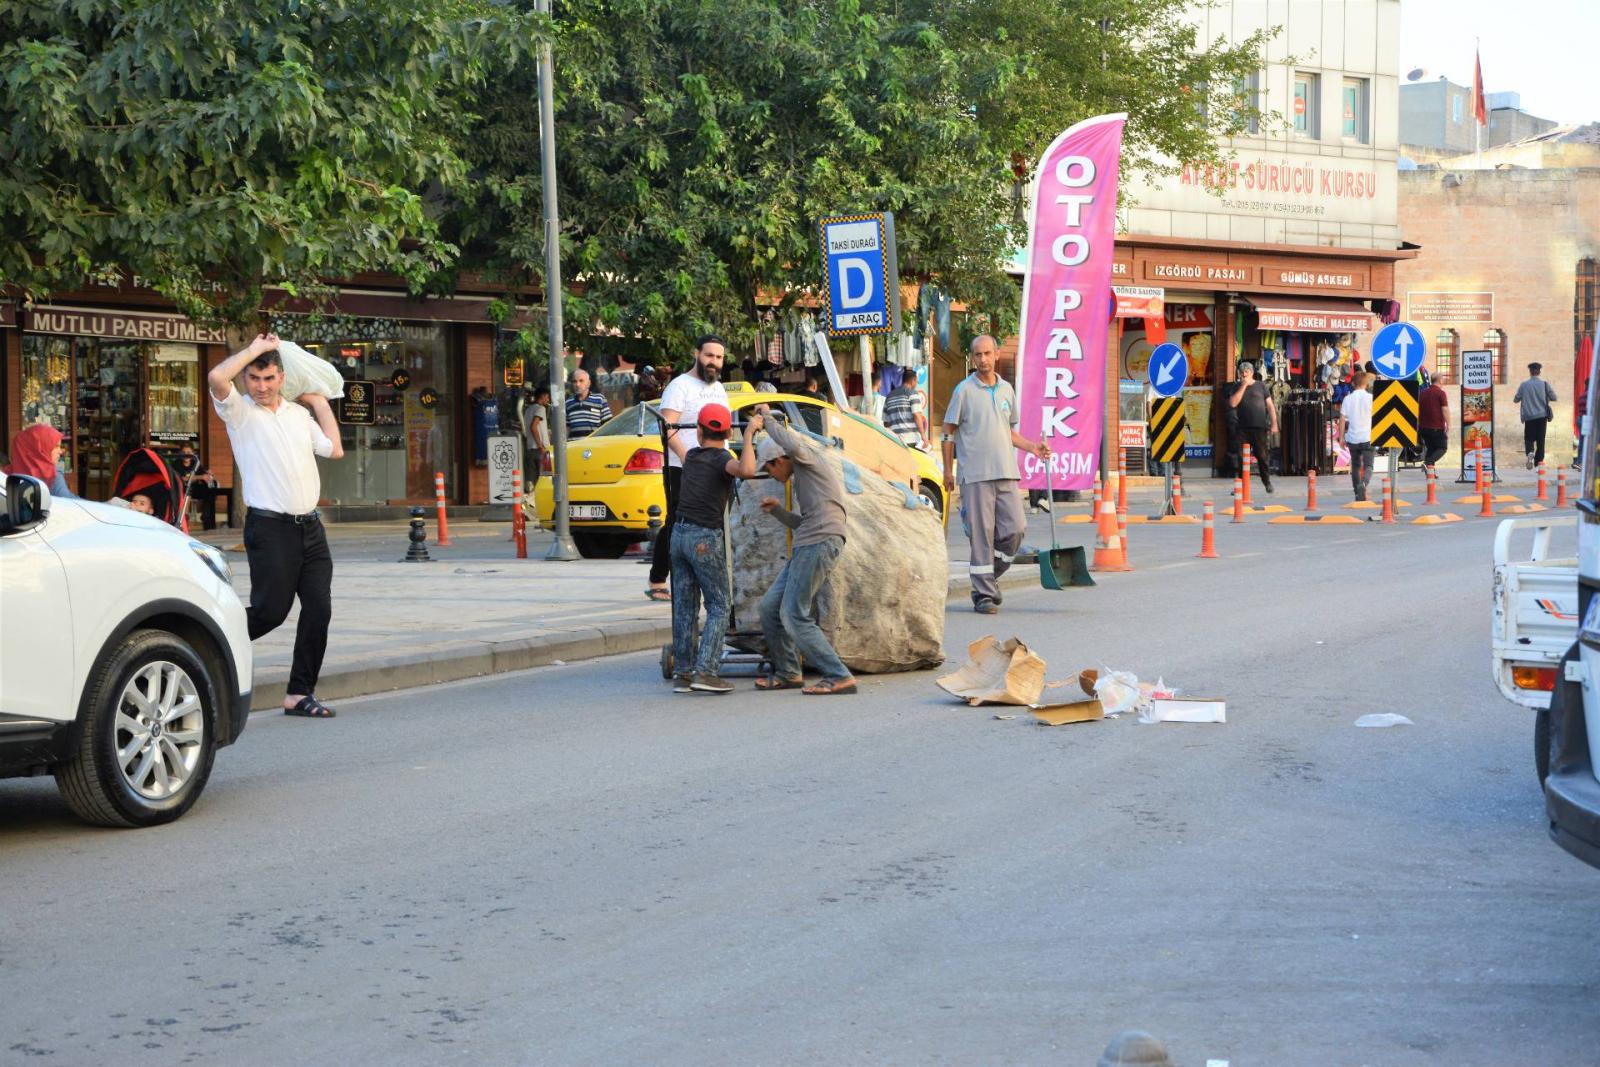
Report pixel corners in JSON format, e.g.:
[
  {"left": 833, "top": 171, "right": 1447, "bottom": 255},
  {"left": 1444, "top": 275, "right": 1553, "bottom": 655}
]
[{"left": 111, "top": 446, "right": 190, "bottom": 532}]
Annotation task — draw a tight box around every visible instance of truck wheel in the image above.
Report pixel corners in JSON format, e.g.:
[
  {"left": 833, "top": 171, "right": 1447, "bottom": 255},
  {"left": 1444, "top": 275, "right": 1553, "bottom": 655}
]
[
  {"left": 1536, "top": 706, "right": 1551, "bottom": 786},
  {"left": 56, "top": 629, "right": 218, "bottom": 828}
]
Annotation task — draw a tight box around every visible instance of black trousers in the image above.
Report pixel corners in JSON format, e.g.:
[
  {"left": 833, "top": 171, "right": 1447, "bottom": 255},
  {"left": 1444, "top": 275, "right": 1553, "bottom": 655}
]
[
  {"left": 648, "top": 465, "right": 683, "bottom": 586},
  {"left": 244, "top": 512, "right": 333, "bottom": 696},
  {"left": 1421, "top": 428, "right": 1448, "bottom": 467},
  {"left": 1524, "top": 417, "right": 1549, "bottom": 464},
  {"left": 1238, "top": 426, "right": 1273, "bottom": 488}
]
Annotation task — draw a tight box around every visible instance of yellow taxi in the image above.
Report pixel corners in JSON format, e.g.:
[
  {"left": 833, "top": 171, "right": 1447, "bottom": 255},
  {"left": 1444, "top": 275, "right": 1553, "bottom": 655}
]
[{"left": 529, "top": 383, "right": 945, "bottom": 557}]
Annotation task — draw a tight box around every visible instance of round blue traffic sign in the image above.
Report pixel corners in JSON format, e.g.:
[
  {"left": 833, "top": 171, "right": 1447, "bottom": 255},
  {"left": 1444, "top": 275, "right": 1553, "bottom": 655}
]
[
  {"left": 1371, "top": 321, "right": 1425, "bottom": 380},
  {"left": 1146, "top": 342, "right": 1188, "bottom": 398}
]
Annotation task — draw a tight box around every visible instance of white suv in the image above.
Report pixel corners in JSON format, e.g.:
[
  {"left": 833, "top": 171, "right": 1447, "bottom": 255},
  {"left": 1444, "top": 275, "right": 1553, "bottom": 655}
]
[{"left": 0, "top": 473, "right": 252, "bottom": 826}]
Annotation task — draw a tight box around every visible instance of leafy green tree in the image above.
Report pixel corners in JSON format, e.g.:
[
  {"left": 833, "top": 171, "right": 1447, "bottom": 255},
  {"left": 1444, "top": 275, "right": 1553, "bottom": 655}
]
[
  {"left": 453, "top": 0, "right": 1271, "bottom": 362},
  {"left": 0, "top": 0, "right": 523, "bottom": 328}
]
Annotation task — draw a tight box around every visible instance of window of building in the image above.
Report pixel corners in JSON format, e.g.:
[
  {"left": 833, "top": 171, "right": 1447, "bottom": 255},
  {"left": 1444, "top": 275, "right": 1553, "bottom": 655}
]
[
  {"left": 1452, "top": 92, "right": 1464, "bottom": 124},
  {"left": 1484, "top": 327, "right": 1508, "bottom": 384},
  {"left": 1341, "top": 78, "right": 1369, "bottom": 143},
  {"left": 1293, "top": 72, "right": 1320, "bottom": 138},
  {"left": 1434, "top": 328, "right": 1459, "bottom": 384},
  {"left": 1576, "top": 257, "right": 1599, "bottom": 353},
  {"left": 1232, "top": 70, "right": 1263, "bottom": 135}
]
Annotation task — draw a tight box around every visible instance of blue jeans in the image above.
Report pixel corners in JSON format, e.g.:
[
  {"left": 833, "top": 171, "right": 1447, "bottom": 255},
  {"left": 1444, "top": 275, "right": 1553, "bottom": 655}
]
[
  {"left": 759, "top": 536, "right": 849, "bottom": 682},
  {"left": 669, "top": 521, "right": 731, "bottom": 676}
]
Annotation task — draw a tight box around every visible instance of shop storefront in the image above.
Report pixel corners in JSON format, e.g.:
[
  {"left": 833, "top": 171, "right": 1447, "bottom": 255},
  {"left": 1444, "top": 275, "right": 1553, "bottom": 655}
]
[
  {"left": 8, "top": 305, "right": 221, "bottom": 500},
  {"left": 266, "top": 313, "right": 460, "bottom": 506}
]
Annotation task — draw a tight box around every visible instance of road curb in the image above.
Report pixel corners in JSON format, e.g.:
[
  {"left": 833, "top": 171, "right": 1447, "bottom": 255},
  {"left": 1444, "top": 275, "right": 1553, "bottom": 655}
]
[{"left": 249, "top": 566, "right": 1043, "bottom": 710}]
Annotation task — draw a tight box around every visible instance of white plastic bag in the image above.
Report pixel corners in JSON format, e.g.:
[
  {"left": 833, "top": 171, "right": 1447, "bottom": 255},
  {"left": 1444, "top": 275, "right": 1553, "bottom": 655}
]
[
  {"left": 1093, "top": 667, "right": 1140, "bottom": 716},
  {"left": 276, "top": 339, "right": 345, "bottom": 401}
]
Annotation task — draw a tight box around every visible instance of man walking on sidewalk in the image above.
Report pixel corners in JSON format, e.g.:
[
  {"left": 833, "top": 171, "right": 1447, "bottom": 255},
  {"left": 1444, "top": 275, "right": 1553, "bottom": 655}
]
[
  {"left": 752, "top": 405, "right": 856, "bottom": 696},
  {"left": 646, "top": 336, "right": 728, "bottom": 602},
  {"left": 1418, "top": 370, "right": 1450, "bottom": 473},
  {"left": 1514, "top": 362, "right": 1557, "bottom": 468},
  {"left": 1339, "top": 370, "right": 1375, "bottom": 501},
  {"left": 941, "top": 334, "right": 1050, "bottom": 615},
  {"left": 209, "top": 334, "right": 344, "bottom": 719}
]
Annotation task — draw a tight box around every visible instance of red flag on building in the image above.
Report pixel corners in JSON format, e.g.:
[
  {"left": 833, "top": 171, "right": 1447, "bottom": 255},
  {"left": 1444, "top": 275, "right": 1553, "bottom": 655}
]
[{"left": 1472, "top": 49, "right": 1488, "bottom": 126}]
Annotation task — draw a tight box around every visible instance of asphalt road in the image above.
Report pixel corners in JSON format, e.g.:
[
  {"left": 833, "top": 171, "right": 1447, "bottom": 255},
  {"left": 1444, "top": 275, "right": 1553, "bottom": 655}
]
[{"left": 3, "top": 511, "right": 1596, "bottom": 1065}]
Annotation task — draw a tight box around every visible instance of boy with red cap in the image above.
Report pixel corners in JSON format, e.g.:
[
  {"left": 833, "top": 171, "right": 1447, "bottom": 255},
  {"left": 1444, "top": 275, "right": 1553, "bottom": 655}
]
[{"left": 668, "top": 403, "right": 763, "bottom": 694}]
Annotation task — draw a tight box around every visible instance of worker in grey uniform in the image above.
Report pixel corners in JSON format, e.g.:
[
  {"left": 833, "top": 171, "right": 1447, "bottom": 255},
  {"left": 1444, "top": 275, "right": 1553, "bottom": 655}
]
[{"left": 942, "top": 334, "right": 1050, "bottom": 615}]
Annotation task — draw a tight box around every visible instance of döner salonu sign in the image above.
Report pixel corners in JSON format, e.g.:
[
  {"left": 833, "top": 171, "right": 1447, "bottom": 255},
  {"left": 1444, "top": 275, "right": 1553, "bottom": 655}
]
[{"left": 24, "top": 306, "right": 227, "bottom": 345}]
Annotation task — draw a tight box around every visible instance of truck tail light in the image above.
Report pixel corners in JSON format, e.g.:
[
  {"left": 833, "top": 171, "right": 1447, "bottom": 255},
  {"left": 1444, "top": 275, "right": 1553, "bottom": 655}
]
[
  {"left": 1513, "top": 666, "right": 1558, "bottom": 691},
  {"left": 624, "top": 448, "right": 664, "bottom": 473}
]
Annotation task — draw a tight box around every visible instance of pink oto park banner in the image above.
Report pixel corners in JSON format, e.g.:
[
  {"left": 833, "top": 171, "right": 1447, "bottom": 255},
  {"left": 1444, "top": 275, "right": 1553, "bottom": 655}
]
[{"left": 1014, "top": 112, "right": 1127, "bottom": 491}]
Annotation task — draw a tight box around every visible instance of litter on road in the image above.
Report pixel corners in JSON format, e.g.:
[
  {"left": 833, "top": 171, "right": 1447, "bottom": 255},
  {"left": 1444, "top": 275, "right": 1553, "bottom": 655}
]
[{"left": 1355, "top": 713, "right": 1414, "bottom": 728}]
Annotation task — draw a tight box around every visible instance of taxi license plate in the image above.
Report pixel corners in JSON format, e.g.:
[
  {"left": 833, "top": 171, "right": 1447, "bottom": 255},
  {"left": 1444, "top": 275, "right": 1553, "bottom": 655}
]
[{"left": 569, "top": 505, "right": 607, "bottom": 520}]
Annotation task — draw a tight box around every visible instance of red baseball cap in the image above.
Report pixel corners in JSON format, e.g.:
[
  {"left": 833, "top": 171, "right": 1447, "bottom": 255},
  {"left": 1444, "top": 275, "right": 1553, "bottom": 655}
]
[{"left": 697, "top": 403, "right": 732, "bottom": 434}]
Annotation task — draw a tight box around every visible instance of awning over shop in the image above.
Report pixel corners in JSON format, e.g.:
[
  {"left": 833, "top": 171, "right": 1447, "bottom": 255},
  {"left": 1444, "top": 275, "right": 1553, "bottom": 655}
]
[{"left": 1245, "top": 295, "right": 1376, "bottom": 334}]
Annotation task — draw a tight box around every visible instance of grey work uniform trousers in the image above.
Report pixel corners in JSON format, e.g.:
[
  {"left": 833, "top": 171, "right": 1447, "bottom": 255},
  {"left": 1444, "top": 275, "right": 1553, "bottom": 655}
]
[{"left": 962, "top": 478, "right": 1026, "bottom": 604}]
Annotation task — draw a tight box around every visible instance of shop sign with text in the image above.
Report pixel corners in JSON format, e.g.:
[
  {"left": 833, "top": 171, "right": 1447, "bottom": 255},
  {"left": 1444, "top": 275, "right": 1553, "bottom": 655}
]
[
  {"left": 1409, "top": 291, "right": 1494, "bottom": 322},
  {"left": 1255, "top": 308, "right": 1375, "bottom": 333},
  {"left": 1460, "top": 349, "right": 1496, "bottom": 475},
  {"left": 24, "top": 306, "right": 226, "bottom": 345}
]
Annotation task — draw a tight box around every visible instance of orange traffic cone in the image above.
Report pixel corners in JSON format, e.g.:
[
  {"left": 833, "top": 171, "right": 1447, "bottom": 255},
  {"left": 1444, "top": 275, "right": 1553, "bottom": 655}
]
[
  {"left": 1558, "top": 466, "right": 1569, "bottom": 507},
  {"left": 1241, "top": 444, "right": 1254, "bottom": 506},
  {"left": 1306, "top": 468, "right": 1319, "bottom": 513},
  {"left": 1537, "top": 463, "right": 1549, "bottom": 501},
  {"left": 1091, "top": 479, "right": 1123, "bottom": 571},
  {"left": 1231, "top": 478, "right": 1246, "bottom": 523},
  {"left": 1197, "top": 501, "right": 1219, "bottom": 558},
  {"left": 1380, "top": 476, "right": 1395, "bottom": 523}
]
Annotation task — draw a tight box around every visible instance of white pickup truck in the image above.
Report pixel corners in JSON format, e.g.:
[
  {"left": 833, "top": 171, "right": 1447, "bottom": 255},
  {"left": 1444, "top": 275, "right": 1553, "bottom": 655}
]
[{"left": 1494, "top": 479, "right": 1600, "bottom": 870}]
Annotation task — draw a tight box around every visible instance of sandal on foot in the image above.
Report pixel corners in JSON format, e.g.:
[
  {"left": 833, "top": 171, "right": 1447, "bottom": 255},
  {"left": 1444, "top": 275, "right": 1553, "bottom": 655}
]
[
  {"left": 645, "top": 588, "right": 672, "bottom": 602},
  {"left": 802, "top": 678, "right": 858, "bottom": 696},
  {"left": 285, "top": 696, "right": 337, "bottom": 718},
  {"left": 755, "top": 675, "right": 803, "bottom": 691}
]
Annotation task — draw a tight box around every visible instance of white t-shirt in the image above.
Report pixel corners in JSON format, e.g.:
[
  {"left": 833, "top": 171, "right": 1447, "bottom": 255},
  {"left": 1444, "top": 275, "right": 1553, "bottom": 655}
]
[
  {"left": 1340, "top": 389, "right": 1373, "bottom": 444},
  {"left": 658, "top": 373, "right": 728, "bottom": 468},
  {"left": 214, "top": 386, "right": 334, "bottom": 514}
]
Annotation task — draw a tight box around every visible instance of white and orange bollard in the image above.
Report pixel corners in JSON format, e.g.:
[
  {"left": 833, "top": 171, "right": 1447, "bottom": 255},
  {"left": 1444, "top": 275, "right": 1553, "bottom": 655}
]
[
  {"left": 1241, "top": 444, "right": 1254, "bottom": 506},
  {"left": 1117, "top": 447, "right": 1129, "bottom": 517},
  {"left": 1537, "top": 462, "right": 1550, "bottom": 501},
  {"left": 1197, "top": 501, "right": 1219, "bottom": 559},
  {"left": 1306, "top": 468, "right": 1319, "bottom": 513},
  {"left": 1231, "top": 478, "right": 1246, "bottom": 523},
  {"left": 1117, "top": 510, "right": 1132, "bottom": 571},
  {"left": 1478, "top": 482, "right": 1495, "bottom": 518},
  {"left": 433, "top": 471, "right": 452, "bottom": 547},
  {"left": 1474, "top": 450, "right": 1487, "bottom": 493},
  {"left": 1425, "top": 466, "right": 1438, "bottom": 506},
  {"left": 512, "top": 469, "right": 528, "bottom": 558},
  {"left": 1380, "top": 476, "right": 1395, "bottom": 524},
  {"left": 1558, "top": 466, "right": 1570, "bottom": 507},
  {"left": 1171, "top": 470, "right": 1184, "bottom": 516}
]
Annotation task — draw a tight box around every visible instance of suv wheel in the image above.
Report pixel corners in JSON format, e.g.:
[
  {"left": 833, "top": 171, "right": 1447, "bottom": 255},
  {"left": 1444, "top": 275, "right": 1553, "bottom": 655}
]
[
  {"left": 573, "top": 532, "right": 631, "bottom": 559},
  {"left": 56, "top": 629, "right": 218, "bottom": 827},
  {"left": 918, "top": 480, "right": 943, "bottom": 514}
]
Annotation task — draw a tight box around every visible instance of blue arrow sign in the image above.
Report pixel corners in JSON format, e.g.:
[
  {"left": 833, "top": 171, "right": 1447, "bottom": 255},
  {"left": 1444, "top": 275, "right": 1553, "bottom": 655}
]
[
  {"left": 1147, "top": 342, "right": 1188, "bottom": 398},
  {"left": 1372, "top": 321, "right": 1425, "bottom": 380}
]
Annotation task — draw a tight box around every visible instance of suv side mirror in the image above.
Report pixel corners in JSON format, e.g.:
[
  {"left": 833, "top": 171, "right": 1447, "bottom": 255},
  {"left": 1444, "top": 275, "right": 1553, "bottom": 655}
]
[{"left": 1, "top": 474, "right": 51, "bottom": 535}]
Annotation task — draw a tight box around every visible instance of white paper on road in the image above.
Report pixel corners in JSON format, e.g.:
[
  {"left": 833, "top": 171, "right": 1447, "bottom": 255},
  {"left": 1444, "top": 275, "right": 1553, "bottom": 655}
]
[
  {"left": 1143, "top": 698, "right": 1226, "bottom": 724},
  {"left": 1354, "top": 713, "right": 1413, "bottom": 728}
]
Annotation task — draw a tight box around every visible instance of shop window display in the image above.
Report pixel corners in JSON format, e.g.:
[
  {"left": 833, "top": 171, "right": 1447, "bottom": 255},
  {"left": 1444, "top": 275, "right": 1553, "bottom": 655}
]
[{"left": 273, "top": 318, "right": 456, "bottom": 505}]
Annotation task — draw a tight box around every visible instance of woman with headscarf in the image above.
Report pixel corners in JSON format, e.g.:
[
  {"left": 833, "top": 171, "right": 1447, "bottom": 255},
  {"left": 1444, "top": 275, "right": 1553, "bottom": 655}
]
[{"left": 6, "top": 424, "right": 77, "bottom": 499}]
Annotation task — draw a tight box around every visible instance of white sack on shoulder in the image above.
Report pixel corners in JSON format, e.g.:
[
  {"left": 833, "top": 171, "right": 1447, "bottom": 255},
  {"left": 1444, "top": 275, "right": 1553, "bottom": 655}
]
[{"left": 276, "top": 340, "right": 346, "bottom": 401}]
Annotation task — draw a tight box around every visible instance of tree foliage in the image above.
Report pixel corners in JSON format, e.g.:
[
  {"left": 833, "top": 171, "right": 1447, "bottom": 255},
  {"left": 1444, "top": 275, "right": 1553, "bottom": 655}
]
[
  {"left": 0, "top": 0, "right": 523, "bottom": 326},
  {"left": 454, "top": 0, "right": 1273, "bottom": 363}
]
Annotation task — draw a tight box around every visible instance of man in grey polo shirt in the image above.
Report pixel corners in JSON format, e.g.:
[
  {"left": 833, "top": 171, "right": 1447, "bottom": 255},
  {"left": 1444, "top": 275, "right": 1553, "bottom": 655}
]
[{"left": 942, "top": 334, "right": 1050, "bottom": 614}]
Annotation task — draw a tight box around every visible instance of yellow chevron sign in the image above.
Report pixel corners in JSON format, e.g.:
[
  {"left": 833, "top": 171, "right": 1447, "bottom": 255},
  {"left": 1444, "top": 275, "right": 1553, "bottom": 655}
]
[
  {"left": 1148, "top": 396, "right": 1187, "bottom": 462},
  {"left": 1371, "top": 379, "right": 1420, "bottom": 448}
]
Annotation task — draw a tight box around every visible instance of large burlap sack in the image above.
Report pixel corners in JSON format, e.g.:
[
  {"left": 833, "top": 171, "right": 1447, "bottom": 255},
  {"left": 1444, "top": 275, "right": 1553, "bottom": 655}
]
[
  {"left": 276, "top": 339, "right": 346, "bottom": 400},
  {"left": 727, "top": 444, "right": 947, "bottom": 674}
]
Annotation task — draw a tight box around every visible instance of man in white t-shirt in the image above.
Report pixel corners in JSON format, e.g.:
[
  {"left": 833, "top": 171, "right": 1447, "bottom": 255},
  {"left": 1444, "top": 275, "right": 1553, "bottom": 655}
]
[
  {"left": 646, "top": 335, "right": 728, "bottom": 601},
  {"left": 208, "top": 333, "right": 345, "bottom": 718},
  {"left": 1338, "top": 370, "right": 1375, "bottom": 501}
]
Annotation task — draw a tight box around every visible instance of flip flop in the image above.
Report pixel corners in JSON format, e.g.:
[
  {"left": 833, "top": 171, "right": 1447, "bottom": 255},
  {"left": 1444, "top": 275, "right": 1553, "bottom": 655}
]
[
  {"left": 285, "top": 696, "right": 337, "bottom": 718},
  {"left": 802, "top": 678, "right": 857, "bottom": 696},
  {"left": 644, "top": 588, "right": 672, "bottom": 602},
  {"left": 754, "top": 675, "right": 804, "bottom": 691}
]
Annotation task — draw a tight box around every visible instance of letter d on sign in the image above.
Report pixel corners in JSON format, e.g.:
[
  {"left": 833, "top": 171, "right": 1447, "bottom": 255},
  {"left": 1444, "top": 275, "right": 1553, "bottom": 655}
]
[{"left": 839, "top": 259, "right": 874, "bottom": 309}]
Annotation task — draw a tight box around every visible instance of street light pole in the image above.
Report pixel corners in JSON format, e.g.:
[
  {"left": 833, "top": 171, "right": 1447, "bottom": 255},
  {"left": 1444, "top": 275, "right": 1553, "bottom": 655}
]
[{"left": 535, "top": 0, "right": 579, "bottom": 561}]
